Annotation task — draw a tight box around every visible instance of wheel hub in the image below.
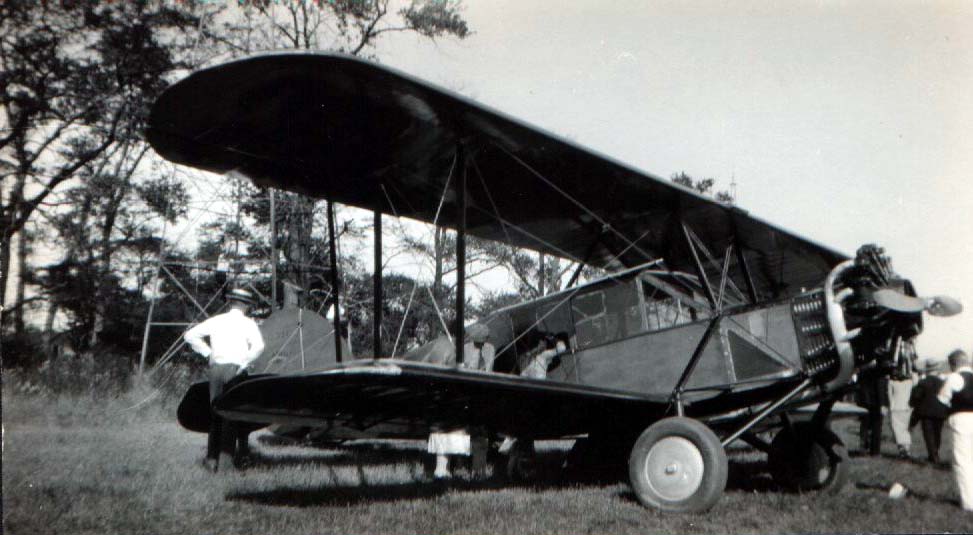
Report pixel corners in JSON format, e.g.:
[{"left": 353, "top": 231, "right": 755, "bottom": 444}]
[{"left": 643, "top": 436, "right": 705, "bottom": 501}]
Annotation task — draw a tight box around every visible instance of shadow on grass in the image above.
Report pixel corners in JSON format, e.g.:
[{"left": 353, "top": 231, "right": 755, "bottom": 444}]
[
  {"left": 227, "top": 480, "right": 452, "bottom": 507},
  {"left": 247, "top": 437, "right": 433, "bottom": 469},
  {"left": 229, "top": 448, "right": 621, "bottom": 507},
  {"left": 854, "top": 481, "right": 959, "bottom": 507},
  {"left": 232, "top": 445, "right": 797, "bottom": 508},
  {"left": 725, "top": 458, "right": 777, "bottom": 493}
]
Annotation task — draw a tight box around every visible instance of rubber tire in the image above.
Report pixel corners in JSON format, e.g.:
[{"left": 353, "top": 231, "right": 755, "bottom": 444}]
[
  {"left": 628, "top": 417, "right": 728, "bottom": 513},
  {"left": 768, "top": 422, "right": 848, "bottom": 494}
]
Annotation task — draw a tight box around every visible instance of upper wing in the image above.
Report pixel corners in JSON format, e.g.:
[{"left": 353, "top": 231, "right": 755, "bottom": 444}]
[
  {"left": 148, "top": 52, "right": 847, "bottom": 299},
  {"left": 213, "top": 360, "right": 668, "bottom": 440}
]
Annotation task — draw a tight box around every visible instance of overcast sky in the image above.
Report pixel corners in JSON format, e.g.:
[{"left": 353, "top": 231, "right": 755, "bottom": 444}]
[{"left": 365, "top": 0, "right": 973, "bottom": 360}]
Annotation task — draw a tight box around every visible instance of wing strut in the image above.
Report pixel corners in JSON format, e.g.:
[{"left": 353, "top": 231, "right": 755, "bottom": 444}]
[
  {"left": 566, "top": 235, "right": 601, "bottom": 288},
  {"left": 682, "top": 221, "right": 717, "bottom": 308},
  {"left": 454, "top": 142, "right": 467, "bottom": 366},
  {"left": 373, "top": 209, "right": 382, "bottom": 358},
  {"left": 327, "top": 201, "right": 343, "bottom": 362},
  {"left": 491, "top": 141, "right": 656, "bottom": 264},
  {"left": 669, "top": 315, "right": 721, "bottom": 416},
  {"left": 731, "top": 216, "right": 759, "bottom": 303}
]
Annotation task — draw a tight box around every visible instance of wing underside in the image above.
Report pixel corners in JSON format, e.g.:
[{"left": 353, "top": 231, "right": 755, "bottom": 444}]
[{"left": 147, "top": 53, "right": 848, "bottom": 300}]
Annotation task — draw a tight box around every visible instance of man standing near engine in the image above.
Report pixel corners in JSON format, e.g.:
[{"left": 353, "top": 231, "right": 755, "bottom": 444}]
[
  {"left": 911, "top": 359, "right": 949, "bottom": 464},
  {"left": 185, "top": 288, "right": 265, "bottom": 472},
  {"left": 888, "top": 363, "right": 917, "bottom": 459},
  {"left": 938, "top": 349, "right": 973, "bottom": 512}
]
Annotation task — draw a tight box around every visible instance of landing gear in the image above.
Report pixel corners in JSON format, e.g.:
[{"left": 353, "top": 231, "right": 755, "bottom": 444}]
[
  {"left": 768, "top": 422, "right": 848, "bottom": 493},
  {"left": 505, "top": 439, "right": 538, "bottom": 482},
  {"left": 628, "top": 417, "right": 728, "bottom": 513}
]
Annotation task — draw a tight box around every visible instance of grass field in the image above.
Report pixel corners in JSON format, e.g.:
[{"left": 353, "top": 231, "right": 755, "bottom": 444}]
[{"left": 3, "top": 389, "right": 972, "bottom": 535}]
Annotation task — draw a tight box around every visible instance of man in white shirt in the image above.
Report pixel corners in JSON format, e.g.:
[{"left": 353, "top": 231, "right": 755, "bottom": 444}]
[
  {"left": 185, "top": 288, "right": 265, "bottom": 472},
  {"left": 937, "top": 349, "right": 973, "bottom": 512}
]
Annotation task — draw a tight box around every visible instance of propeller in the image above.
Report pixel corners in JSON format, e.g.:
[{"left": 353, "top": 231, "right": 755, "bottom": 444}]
[{"left": 872, "top": 289, "right": 963, "bottom": 317}]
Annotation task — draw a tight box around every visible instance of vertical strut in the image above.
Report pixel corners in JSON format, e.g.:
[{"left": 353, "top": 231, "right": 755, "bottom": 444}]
[
  {"left": 454, "top": 144, "right": 467, "bottom": 367},
  {"left": 373, "top": 210, "right": 382, "bottom": 358},
  {"left": 730, "top": 215, "right": 758, "bottom": 304},
  {"left": 327, "top": 201, "right": 343, "bottom": 363},
  {"left": 681, "top": 221, "right": 717, "bottom": 308},
  {"left": 735, "top": 244, "right": 758, "bottom": 303},
  {"left": 566, "top": 230, "right": 603, "bottom": 288},
  {"left": 670, "top": 315, "right": 722, "bottom": 414},
  {"left": 270, "top": 189, "right": 277, "bottom": 306}
]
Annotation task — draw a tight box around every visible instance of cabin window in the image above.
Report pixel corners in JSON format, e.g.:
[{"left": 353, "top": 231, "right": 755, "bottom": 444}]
[
  {"left": 641, "top": 280, "right": 708, "bottom": 331},
  {"left": 535, "top": 300, "right": 574, "bottom": 342},
  {"left": 572, "top": 280, "right": 642, "bottom": 349},
  {"left": 572, "top": 292, "right": 606, "bottom": 348}
]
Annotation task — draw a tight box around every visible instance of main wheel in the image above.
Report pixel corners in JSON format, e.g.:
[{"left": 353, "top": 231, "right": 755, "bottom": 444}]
[
  {"left": 768, "top": 422, "right": 848, "bottom": 493},
  {"left": 628, "top": 417, "right": 728, "bottom": 513}
]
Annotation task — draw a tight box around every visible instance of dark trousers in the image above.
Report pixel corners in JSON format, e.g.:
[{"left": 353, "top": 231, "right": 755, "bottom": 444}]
[
  {"left": 920, "top": 417, "right": 945, "bottom": 463},
  {"left": 208, "top": 363, "right": 243, "bottom": 462},
  {"left": 859, "top": 405, "right": 884, "bottom": 456}
]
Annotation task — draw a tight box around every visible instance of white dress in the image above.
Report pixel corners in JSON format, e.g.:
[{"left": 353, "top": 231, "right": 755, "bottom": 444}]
[{"left": 427, "top": 430, "right": 471, "bottom": 455}]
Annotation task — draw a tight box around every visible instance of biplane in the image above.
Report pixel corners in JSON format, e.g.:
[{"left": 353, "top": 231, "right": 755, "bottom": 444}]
[{"left": 147, "top": 53, "right": 961, "bottom": 512}]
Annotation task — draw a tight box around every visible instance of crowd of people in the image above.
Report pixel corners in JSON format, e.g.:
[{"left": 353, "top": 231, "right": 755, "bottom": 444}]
[{"left": 857, "top": 349, "right": 973, "bottom": 512}]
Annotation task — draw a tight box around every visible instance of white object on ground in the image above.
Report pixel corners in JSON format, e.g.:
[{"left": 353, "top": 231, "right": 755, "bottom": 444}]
[{"left": 888, "top": 482, "right": 907, "bottom": 499}]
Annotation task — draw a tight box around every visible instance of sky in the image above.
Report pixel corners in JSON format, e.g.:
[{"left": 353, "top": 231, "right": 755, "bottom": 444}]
[{"left": 359, "top": 0, "right": 973, "bottom": 360}]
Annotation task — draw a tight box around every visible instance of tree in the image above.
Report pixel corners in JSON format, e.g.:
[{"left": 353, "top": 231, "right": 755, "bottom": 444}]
[
  {"left": 670, "top": 171, "right": 735, "bottom": 204},
  {"left": 0, "top": 0, "right": 215, "bottom": 340},
  {"left": 205, "top": 0, "right": 469, "bottom": 57},
  {"left": 30, "top": 148, "right": 191, "bottom": 352}
]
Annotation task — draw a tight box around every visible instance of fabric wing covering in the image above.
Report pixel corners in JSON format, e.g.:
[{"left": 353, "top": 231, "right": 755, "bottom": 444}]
[
  {"left": 147, "top": 53, "right": 847, "bottom": 300},
  {"left": 213, "top": 361, "right": 669, "bottom": 439}
]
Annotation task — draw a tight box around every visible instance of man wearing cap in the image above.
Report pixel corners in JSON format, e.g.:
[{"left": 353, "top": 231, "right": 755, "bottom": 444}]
[
  {"left": 911, "top": 359, "right": 950, "bottom": 464},
  {"left": 938, "top": 349, "right": 973, "bottom": 511},
  {"left": 462, "top": 323, "right": 496, "bottom": 372},
  {"left": 185, "top": 288, "right": 265, "bottom": 472}
]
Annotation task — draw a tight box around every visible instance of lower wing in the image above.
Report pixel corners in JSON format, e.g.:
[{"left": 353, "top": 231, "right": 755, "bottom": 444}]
[{"left": 211, "top": 360, "right": 669, "bottom": 440}]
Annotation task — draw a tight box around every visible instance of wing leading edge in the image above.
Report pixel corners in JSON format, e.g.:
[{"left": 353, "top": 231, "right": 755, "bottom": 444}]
[{"left": 147, "top": 52, "right": 847, "bottom": 299}]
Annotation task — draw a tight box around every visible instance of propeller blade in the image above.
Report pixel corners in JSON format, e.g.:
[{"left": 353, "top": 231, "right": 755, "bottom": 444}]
[
  {"left": 925, "top": 295, "right": 963, "bottom": 317},
  {"left": 872, "top": 289, "right": 963, "bottom": 317},
  {"left": 872, "top": 289, "right": 926, "bottom": 313}
]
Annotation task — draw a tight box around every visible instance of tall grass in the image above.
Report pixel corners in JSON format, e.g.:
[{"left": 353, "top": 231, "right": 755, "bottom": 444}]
[{"left": 3, "top": 355, "right": 202, "bottom": 428}]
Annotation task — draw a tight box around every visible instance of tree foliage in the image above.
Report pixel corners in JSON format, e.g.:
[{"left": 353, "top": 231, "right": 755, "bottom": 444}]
[
  {"left": 670, "top": 171, "right": 734, "bottom": 204},
  {"left": 1, "top": 0, "right": 216, "bottom": 351}
]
